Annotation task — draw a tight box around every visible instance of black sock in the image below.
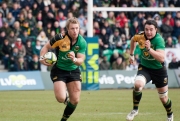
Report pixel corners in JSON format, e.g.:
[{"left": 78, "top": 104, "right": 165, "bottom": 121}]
[
  {"left": 61, "top": 102, "right": 77, "bottom": 121},
  {"left": 133, "top": 90, "right": 142, "bottom": 110},
  {"left": 163, "top": 98, "right": 173, "bottom": 116}
]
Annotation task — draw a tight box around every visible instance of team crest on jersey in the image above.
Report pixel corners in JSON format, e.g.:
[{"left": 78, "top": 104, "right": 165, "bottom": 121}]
[
  {"left": 142, "top": 49, "right": 150, "bottom": 58},
  {"left": 64, "top": 52, "right": 71, "bottom": 59},
  {"left": 74, "top": 46, "right": 79, "bottom": 51}
]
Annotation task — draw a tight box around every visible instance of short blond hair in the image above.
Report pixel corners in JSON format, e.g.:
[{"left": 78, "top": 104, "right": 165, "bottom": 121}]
[{"left": 66, "top": 17, "right": 80, "bottom": 30}]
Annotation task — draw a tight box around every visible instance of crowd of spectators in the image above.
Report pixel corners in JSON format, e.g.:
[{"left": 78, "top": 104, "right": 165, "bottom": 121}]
[
  {"left": 0, "top": 0, "right": 179, "bottom": 72},
  {"left": 96, "top": 0, "right": 180, "bottom": 70}
]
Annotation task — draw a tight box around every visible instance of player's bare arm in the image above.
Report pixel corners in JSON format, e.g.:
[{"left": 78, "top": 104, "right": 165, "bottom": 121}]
[
  {"left": 68, "top": 51, "right": 85, "bottom": 66},
  {"left": 129, "top": 37, "right": 137, "bottom": 64},
  {"left": 39, "top": 41, "right": 53, "bottom": 66},
  {"left": 145, "top": 40, "right": 165, "bottom": 63}
]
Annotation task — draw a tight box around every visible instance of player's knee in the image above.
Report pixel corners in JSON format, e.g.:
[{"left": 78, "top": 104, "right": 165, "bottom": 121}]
[
  {"left": 70, "top": 97, "right": 80, "bottom": 105},
  {"left": 134, "top": 75, "right": 146, "bottom": 91},
  {"left": 55, "top": 96, "right": 66, "bottom": 103},
  {"left": 158, "top": 90, "right": 168, "bottom": 103}
]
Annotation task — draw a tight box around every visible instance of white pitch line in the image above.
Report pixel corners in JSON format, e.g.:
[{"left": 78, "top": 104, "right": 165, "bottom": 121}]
[{"left": 76, "top": 112, "right": 153, "bottom": 116}]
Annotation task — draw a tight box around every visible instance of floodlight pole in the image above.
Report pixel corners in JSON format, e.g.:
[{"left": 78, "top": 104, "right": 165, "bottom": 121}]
[{"left": 87, "top": 0, "right": 93, "bottom": 37}]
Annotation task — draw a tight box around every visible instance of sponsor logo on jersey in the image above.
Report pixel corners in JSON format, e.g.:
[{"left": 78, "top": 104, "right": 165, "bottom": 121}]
[
  {"left": 138, "top": 67, "right": 142, "bottom": 70},
  {"left": 164, "top": 77, "right": 168, "bottom": 84},
  {"left": 53, "top": 76, "right": 58, "bottom": 80}
]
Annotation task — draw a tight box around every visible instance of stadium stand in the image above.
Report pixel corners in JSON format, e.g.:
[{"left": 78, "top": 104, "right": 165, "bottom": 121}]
[{"left": 0, "top": 0, "right": 180, "bottom": 72}]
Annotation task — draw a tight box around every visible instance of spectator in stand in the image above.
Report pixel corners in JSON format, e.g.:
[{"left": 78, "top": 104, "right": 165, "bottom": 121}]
[
  {"left": 153, "top": 13, "right": 162, "bottom": 27},
  {"left": 29, "top": 54, "right": 41, "bottom": 71},
  {"left": 15, "top": 55, "right": 28, "bottom": 71},
  {"left": 103, "top": 20, "right": 112, "bottom": 36},
  {"left": 99, "top": 28, "right": 110, "bottom": 57},
  {"left": 121, "top": 34, "right": 128, "bottom": 50},
  {"left": 172, "top": 20, "right": 180, "bottom": 40},
  {"left": 99, "top": 56, "right": 110, "bottom": 70},
  {"left": 112, "top": 57, "right": 125, "bottom": 70},
  {"left": 174, "top": 11, "right": 180, "bottom": 22},
  {"left": 24, "top": 39, "right": 34, "bottom": 63},
  {"left": 148, "top": 0, "right": 157, "bottom": 7},
  {"left": 14, "top": 38, "right": 26, "bottom": 57},
  {"left": 116, "top": 12, "right": 128, "bottom": 28},
  {"left": 58, "top": 2, "right": 68, "bottom": 17},
  {"left": 0, "top": 2, "right": 9, "bottom": 18},
  {"left": 36, "top": 31, "right": 48, "bottom": 47},
  {"left": 3, "top": 12, "right": 15, "bottom": 28},
  {"left": 69, "top": 3, "right": 79, "bottom": 18},
  {"left": 123, "top": 22, "right": 130, "bottom": 39},
  {"left": 93, "top": 11, "right": 105, "bottom": 29},
  {"left": 21, "top": 20, "right": 31, "bottom": 36},
  {"left": 20, "top": 0, "right": 34, "bottom": 8},
  {"left": 133, "top": 12, "right": 144, "bottom": 31},
  {"left": 110, "top": 0, "right": 124, "bottom": 7},
  {"left": 80, "top": 18, "right": 88, "bottom": 35},
  {"left": 102, "top": 0, "right": 111, "bottom": 7},
  {"left": 49, "top": 30, "right": 56, "bottom": 40},
  {"left": 109, "top": 51, "right": 124, "bottom": 66},
  {"left": 33, "top": 39, "right": 42, "bottom": 56},
  {"left": 93, "top": 21, "right": 101, "bottom": 35},
  {"left": 33, "top": 21, "right": 44, "bottom": 36},
  {"left": 44, "top": 22, "right": 53, "bottom": 38},
  {"left": 0, "top": 12, "right": 3, "bottom": 28},
  {"left": 49, "top": 2, "right": 57, "bottom": 16},
  {"left": 67, "top": 12, "right": 73, "bottom": 19},
  {"left": 158, "top": 1, "right": 166, "bottom": 18},
  {"left": 53, "top": 21, "right": 61, "bottom": 34},
  {"left": 32, "top": 2, "right": 39, "bottom": 16},
  {"left": 109, "top": 28, "right": 121, "bottom": 50},
  {"left": 165, "top": 36, "right": 175, "bottom": 48},
  {"left": 8, "top": 47, "right": 20, "bottom": 71},
  {"left": 16, "top": 11, "right": 26, "bottom": 26},
  {"left": 56, "top": 11, "right": 67, "bottom": 22},
  {"left": 160, "top": 19, "right": 173, "bottom": 40},
  {"left": 36, "top": 12, "right": 43, "bottom": 22},
  {"left": 42, "top": 7, "right": 55, "bottom": 27},
  {"left": 130, "top": 20, "right": 140, "bottom": 38},
  {"left": 106, "top": 11, "right": 116, "bottom": 27},
  {"left": 175, "top": 35, "right": 180, "bottom": 48},
  {"left": 168, "top": 56, "right": 180, "bottom": 69},
  {"left": 78, "top": 13, "right": 85, "bottom": 29},
  {"left": 6, "top": 30, "right": 17, "bottom": 47},
  {"left": 26, "top": 11, "right": 37, "bottom": 30},
  {"left": 123, "top": 48, "right": 131, "bottom": 67},
  {"left": 13, "top": 21, "right": 21, "bottom": 37},
  {"left": 0, "top": 39, "right": 12, "bottom": 69},
  {"left": 0, "top": 31, "right": 6, "bottom": 46},
  {"left": 162, "top": 12, "right": 174, "bottom": 27},
  {"left": 0, "top": 21, "right": 12, "bottom": 35},
  {"left": 10, "top": 2, "right": 20, "bottom": 19},
  {"left": 19, "top": 30, "right": 30, "bottom": 45}
]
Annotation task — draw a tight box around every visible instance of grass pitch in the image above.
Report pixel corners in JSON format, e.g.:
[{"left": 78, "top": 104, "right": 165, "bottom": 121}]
[{"left": 0, "top": 89, "right": 179, "bottom": 121}]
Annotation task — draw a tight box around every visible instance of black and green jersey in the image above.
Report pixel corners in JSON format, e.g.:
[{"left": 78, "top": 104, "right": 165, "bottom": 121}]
[
  {"left": 132, "top": 32, "right": 165, "bottom": 69},
  {"left": 50, "top": 33, "right": 87, "bottom": 71}
]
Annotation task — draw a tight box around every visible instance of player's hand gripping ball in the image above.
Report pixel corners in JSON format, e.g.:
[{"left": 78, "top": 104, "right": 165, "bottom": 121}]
[{"left": 44, "top": 52, "right": 57, "bottom": 65}]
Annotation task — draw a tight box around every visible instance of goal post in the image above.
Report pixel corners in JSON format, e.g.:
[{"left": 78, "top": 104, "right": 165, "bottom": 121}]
[{"left": 87, "top": 0, "right": 180, "bottom": 37}]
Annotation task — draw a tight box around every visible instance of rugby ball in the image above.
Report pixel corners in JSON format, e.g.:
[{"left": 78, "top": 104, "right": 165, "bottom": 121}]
[{"left": 44, "top": 52, "right": 57, "bottom": 64}]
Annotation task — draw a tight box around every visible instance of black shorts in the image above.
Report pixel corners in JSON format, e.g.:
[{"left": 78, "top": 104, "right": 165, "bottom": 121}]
[
  {"left": 137, "top": 64, "right": 168, "bottom": 88},
  {"left": 50, "top": 65, "right": 82, "bottom": 83}
]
